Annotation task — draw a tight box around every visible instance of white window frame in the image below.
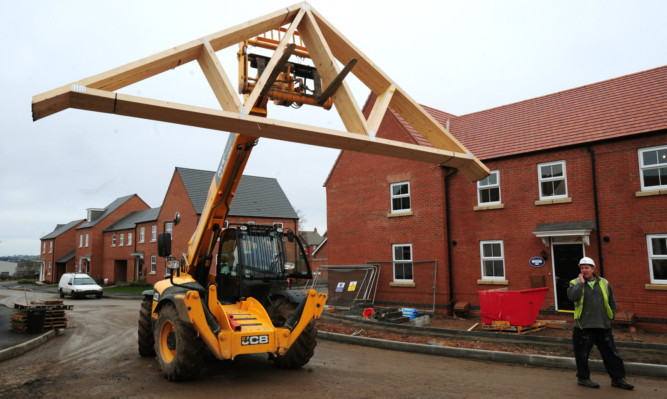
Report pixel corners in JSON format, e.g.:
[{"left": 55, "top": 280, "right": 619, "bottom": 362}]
[
  {"left": 647, "top": 234, "right": 667, "bottom": 284},
  {"left": 477, "top": 170, "right": 501, "bottom": 206},
  {"left": 48, "top": 261, "right": 51, "bottom": 275},
  {"left": 127, "top": 232, "right": 132, "bottom": 246},
  {"left": 638, "top": 145, "right": 667, "bottom": 191},
  {"left": 49, "top": 241, "right": 53, "bottom": 253},
  {"left": 392, "top": 243, "right": 413, "bottom": 283},
  {"left": 480, "top": 240, "right": 505, "bottom": 280},
  {"left": 79, "top": 234, "right": 83, "bottom": 248},
  {"left": 85, "top": 233, "right": 89, "bottom": 247},
  {"left": 139, "top": 227, "right": 145, "bottom": 243},
  {"left": 538, "top": 160, "right": 568, "bottom": 200},
  {"left": 112, "top": 234, "right": 117, "bottom": 247},
  {"left": 119, "top": 233, "right": 124, "bottom": 246},
  {"left": 273, "top": 222, "right": 283, "bottom": 229},
  {"left": 390, "top": 181, "right": 411, "bottom": 213},
  {"left": 151, "top": 225, "right": 157, "bottom": 242},
  {"left": 150, "top": 255, "right": 157, "bottom": 274},
  {"left": 42, "top": 242, "right": 46, "bottom": 253},
  {"left": 166, "top": 222, "right": 173, "bottom": 234}
]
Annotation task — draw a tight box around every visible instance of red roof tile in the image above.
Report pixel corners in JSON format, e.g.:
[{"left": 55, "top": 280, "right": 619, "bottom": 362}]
[{"left": 394, "top": 66, "right": 667, "bottom": 160}]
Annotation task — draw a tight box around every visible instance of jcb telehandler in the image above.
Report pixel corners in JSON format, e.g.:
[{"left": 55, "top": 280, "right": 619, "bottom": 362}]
[
  {"left": 31, "top": 2, "right": 489, "bottom": 383},
  {"left": 137, "top": 36, "right": 334, "bottom": 380}
]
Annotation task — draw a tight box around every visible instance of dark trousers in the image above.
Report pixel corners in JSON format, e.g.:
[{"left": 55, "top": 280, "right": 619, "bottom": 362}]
[{"left": 572, "top": 327, "right": 626, "bottom": 380}]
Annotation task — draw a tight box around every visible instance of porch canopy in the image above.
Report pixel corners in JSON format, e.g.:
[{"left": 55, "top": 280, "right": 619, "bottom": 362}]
[{"left": 532, "top": 221, "right": 596, "bottom": 246}]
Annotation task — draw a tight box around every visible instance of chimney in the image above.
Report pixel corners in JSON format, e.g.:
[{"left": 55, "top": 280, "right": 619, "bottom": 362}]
[{"left": 314, "top": 227, "right": 317, "bottom": 233}]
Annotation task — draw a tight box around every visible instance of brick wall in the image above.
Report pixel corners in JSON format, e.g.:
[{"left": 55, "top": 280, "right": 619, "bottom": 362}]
[{"left": 326, "top": 109, "right": 667, "bottom": 329}]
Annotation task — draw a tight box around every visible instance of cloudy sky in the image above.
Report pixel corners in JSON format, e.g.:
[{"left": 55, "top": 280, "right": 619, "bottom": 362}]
[{"left": 1, "top": 0, "right": 665, "bottom": 256}]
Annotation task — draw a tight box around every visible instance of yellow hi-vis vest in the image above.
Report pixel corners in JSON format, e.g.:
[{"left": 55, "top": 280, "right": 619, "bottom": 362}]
[{"left": 569, "top": 277, "right": 614, "bottom": 320}]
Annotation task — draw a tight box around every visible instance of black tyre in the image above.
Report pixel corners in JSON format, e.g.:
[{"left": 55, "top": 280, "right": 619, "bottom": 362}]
[
  {"left": 59, "top": 289, "right": 64, "bottom": 299},
  {"left": 153, "top": 303, "right": 205, "bottom": 381},
  {"left": 268, "top": 297, "right": 318, "bottom": 369},
  {"left": 138, "top": 296, "right": 155, "bottom": 357}
]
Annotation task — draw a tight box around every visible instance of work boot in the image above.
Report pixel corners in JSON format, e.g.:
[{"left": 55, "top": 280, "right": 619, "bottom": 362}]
[
  {"left": 611, "top": 378, "right": 634, "bottom": 390},
  {"left": 577, "top": 378, "right": 600, "bottom": 388}
]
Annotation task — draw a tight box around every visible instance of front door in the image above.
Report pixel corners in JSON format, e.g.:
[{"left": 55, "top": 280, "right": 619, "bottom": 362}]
[{"left": 553, "top": 243, "right": 584, "bottom": 311}]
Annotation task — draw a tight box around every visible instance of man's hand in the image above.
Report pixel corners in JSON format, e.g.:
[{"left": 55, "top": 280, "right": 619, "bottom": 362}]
[{"left": 578, "top": 273, "right": 585, "bottom": 283}]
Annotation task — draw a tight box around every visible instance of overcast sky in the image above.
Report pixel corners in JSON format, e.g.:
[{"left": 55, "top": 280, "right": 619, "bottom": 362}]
[{"left": 1, "top": 0, "right": 665, "bottom": 256}]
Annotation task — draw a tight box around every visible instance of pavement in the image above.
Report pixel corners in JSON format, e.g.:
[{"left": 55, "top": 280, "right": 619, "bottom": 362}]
[{"left": 1, "top": 284, "right": 665, "bottom": 378}]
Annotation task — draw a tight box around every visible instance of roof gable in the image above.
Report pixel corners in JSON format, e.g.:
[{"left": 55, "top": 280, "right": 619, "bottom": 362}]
[
  {"left": 41, "top": 219, "right": 85, "bottom": 239},
  {"left": 176, "top": 167, "right": 298, "bottom": 219}
]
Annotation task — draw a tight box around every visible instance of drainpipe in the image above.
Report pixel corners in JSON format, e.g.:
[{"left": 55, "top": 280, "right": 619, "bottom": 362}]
[
  {"left": 442, "top": 166, "right": 458, "bottom": 313},
  {"left": 587, "top": 146, "right": 604, "bottom": 277}
]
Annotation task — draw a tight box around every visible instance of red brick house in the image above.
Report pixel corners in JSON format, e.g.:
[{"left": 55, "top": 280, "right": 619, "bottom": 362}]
[
  {"left": 149, "top": 167, "right": 301, "bottom": 285},
  {"left": 300, "top": 229, "right": 328, "bottom": 279},
  {"left": 73, "top": 194, "right": 150, "bottom": 279},
  {"left": 102, "top": 207, "right": 160, "bottom": 282},
  {"left": 39, "top": 219, "right": 85, "bottom": 283},
  {"left": 325, "top": 66, "right": 667, "bottom": 331}
]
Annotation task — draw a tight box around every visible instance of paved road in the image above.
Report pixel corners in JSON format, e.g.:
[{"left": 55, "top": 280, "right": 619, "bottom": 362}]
[{"left": 0, "top": 287, "right": 664, "bottom": 398}]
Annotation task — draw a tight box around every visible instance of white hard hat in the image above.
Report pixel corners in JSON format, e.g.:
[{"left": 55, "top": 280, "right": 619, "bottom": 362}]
[{"left": 579, "top": 257, "right": 596, "bottom": 267}]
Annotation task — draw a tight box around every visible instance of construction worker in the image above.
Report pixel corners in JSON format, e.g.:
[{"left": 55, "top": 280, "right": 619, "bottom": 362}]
[{"left": 567, "top": 256, "right": 634, "bottom": 390}]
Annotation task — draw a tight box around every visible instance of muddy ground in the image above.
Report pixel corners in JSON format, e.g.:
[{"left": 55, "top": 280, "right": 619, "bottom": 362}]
[{"left": 317, "top": 313, "right": 667, "bottom": 365}]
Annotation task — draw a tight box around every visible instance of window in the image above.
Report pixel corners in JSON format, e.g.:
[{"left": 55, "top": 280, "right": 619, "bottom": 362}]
[
  {"left": 392, "top": 244, "right": 413, "bottom": 282},
  {"left": 390, "top": 181, "right": 411, "bottom": 213},
  {"left": 647, "top": 234, "right": 667, "bottom": 284},
  {"left": 166, "top": 222, "right": 173, "bottom": 234},
  {"left": 247, "top": 221, "right": 256, "bottom": 225},
  {"left": 139, "top": 227, "right": 145, "bottom": 243},
  {"left": 42, "top": 242, "right": 45, "bottom": 253},
  {"left": 49, "top": 241, "right": 53, "bottom": 253},
  {"left": 79, "top": 234, "right": 83, "bottom": 248},
  {"left": 127, "top": 232, "right": 132, "bottom": 246},
  {"left": 477, "top": 170, "right": 501, "bottom": 205},
  {"left": 639, "top": 145, "right": 667, "bottom": 191},
  {"left": 112, "top": 234, "right": 117, "bottom": 247},
  {"left": 85, "top": 234, "right": 89, "bottom": 247},
  {"left": 538, "top": 161, "right": 567, "bottom": 200},
  {"left": 273, "top": 222, "right": 283, "bottom": 229},
  {"left": 150, "top": 256, "right": 156, "bottom": 274},
  {"left": 151, "top": 225, "right": 157, "bottom": 242},
  {"left": 480, "top": 240, "right": 505, "bottom": 280},
  {"left": 48, "top": 262, "right": 51, "bottom": 275},
  {"left": 119, "top": 233, "right": 124, "bottom": 246}
]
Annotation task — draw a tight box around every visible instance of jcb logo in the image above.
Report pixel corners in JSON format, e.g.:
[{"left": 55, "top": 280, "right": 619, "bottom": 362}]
[{"left": 241, "top": 335, "right": 269, "bottom": 346}]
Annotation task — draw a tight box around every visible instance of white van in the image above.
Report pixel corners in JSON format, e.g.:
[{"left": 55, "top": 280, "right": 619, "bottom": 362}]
[{"left": 58, "top": 273, "right": 103, "bottom": 299}]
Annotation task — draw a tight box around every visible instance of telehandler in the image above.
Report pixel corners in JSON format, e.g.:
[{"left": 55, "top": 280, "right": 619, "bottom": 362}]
[{"left": 32, "top": 2, "right": 488, "bottom": 382}]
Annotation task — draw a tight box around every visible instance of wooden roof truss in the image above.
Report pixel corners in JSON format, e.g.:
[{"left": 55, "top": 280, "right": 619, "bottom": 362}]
[{"left": 32, "top": 2, "right": 488, "bottom": 181}]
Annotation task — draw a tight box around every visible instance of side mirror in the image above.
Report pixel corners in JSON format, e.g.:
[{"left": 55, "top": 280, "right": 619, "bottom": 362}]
[
  {"left": 287, "top": 230, "right": 295, "bottom": 243},
  {"left": 158, "top": 233, "right": 172, "bottom": 257},
  {"left": 173, "top": 212, "right": 181, "bottom": 226}
]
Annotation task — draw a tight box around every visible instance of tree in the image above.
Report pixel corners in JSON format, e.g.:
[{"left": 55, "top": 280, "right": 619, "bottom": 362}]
[{"left": 15, "top": 260, "right": 40, "bottom": 277}]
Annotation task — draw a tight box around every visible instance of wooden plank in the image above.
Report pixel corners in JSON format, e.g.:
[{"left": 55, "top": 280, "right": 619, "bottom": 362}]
[
  {"left": 298, "top": 10, "right": 369, "bottom": 136},
  {"left": 242, "top": 8, "right": 306, "bottom": 115},
  {"left": 31, "top": 4, "right": 304, "bottom": 120},
  {"left": 197, "top": 39, "right": 242, "bottom": 111},
  {"left": 366, "top": 85, "right": 395, "bottom": 134},
  {"left": 64, "top": 87, "right": 474, "bottom": 167},
  {"left": 309, "top": 8, "right": 392, "bottom": 95}
]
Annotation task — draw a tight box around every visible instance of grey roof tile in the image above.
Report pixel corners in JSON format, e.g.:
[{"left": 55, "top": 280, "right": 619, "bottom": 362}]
[
  {"left": 41, "top": 219, "right": 85, "bottom": 240},
  {"left": 177, "top": 167, "right": 298, "bottom": 219}
]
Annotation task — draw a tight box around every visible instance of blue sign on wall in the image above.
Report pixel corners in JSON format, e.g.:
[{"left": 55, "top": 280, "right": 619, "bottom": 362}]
[{"left": 529, "top": 257, "right": 546, "bottom": 268}]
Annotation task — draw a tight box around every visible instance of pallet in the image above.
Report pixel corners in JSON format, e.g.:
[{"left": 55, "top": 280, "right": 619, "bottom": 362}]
[
  {"left": 10, "top": 299, "right": 71, "bottom": 333},
  {"left": 482, "top": 320, "right": 546, "bottom": 335}
]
